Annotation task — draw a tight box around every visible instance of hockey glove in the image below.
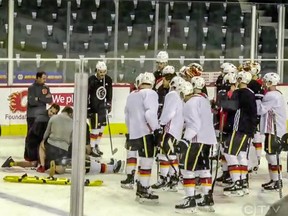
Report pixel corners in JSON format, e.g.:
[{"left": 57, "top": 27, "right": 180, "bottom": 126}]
[
  {"left": 175, "top": 139, "right": 190, "bottom": 154},
  {"left": 153, "top": 127, "right": 163, "bottom": 147},
  {"left": 255, "top": 93, "right": 264, "bottom": 101},
  {"left": 87, "top": 108, "right": 93, "bottom": 118},
  {"left": 105, "top": 102, "right": 112, "bottom": 113}
]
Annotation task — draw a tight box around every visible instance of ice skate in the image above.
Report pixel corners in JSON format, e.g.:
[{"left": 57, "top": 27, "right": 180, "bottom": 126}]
[
  {"left": 136, "top": 182, "right": 159, "bottom": 204},
  {"left": 222, "top": 176, "right": 233, "bottom": 186},
  {"left": 1, "top": 156, "right": 14, "bottom": 168},
  {"left": 120, "top": 172, "right": 135, "bottom": 189},
  {"left": 216, "top": 171, "right": 230, "bottom": 186},
  {"left": 223, "top": 180, "right": 244, "bottom": 197},
  {"left": 165, "top": 175, "right": 178, "bottom": 192},
  {"left": 262, "top": 180, "right": 282, "bottom": 192},
  {"left": 90, "top": 145, "right": 103, "bottom": 158},
  {"left": 242, "top": 179, "right": 249, "bottom": 195},
  {"left": 197, "top": 191, "right": 215, "bottom": 212},
  {"left": 175, "top": 196, "right": 197, "bottom": 214},
  {"left": 194, "top": 193, "right": 202, "bottom": 205},
  {"left": 151, "top": 175, "right": 167, "bottom": 189},
  {"left": 261, "top": 180, "right": 274, "bottom": 188},
  {"left": 108, "top": 159, "right": 123, "bottom": 173}
]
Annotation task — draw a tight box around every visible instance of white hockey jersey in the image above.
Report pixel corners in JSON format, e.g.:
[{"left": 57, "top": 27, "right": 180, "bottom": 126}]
[
  {"left": 183, "top": 94, "right": 217, "bottom": 145},
  {"left": 257, "top": 90, "right": 287, "bottom": 138},
  {"left": 159, "top": 90, "right": 184, "bottom": 140},
  {"left": 125, "top": 88, "right": 159, "bottom": 139}
]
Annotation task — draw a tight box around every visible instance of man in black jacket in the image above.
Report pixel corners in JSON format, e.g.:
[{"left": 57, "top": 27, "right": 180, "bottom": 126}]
[
  {"left": 26, "top": 71, "right": 52, "bottom": 133},
  {"left": 88, "top": 61, "right": 113, "bottom": 157}
]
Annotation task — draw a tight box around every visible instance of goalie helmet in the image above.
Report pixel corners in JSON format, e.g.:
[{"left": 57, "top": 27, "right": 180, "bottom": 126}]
[
  {"left": 223, "top": 63, "right": 238, "bottom": 74},
  {"left": 263, "top": 72, "right": 280, "bottom": 85},
  {"left": 156, "top": 51, "right": 169, "bottom": 63},
  {"left": 223, "top": 72, "right": 237, "bottom": 84},
  {"left": 236, "top": 71, "right": 252, "bottom": 84},
  {"left": 140, "top": 72, "right": 155, "bottom": 86},
  {"left": 96, "top": 61, "right": 107, "bottom": 71},
  {"left": 169, "top": 76, "right": 185, "bottom": 93},
  {"left": 162, "top": 65, "right": 175, "bottom": 75},
  {"left": 135, "top": 73, "right": 144, "bottom": 88},
  {"left": 242, "top": 60, "right": 261, "bottom": 75},
  {"left": 179, "top": 81, "right": 193, "bottom": 96},
  {"left": 185, "top": 62, "right": 203, "bottom": 78},
  {"left": 191, "top": 76, "right": 205, "bottom": 90}
]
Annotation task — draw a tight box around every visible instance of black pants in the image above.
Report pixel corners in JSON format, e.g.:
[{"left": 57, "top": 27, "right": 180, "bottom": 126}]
[{"left": 26, "top": 117, "right": 35, "bottom": 135}]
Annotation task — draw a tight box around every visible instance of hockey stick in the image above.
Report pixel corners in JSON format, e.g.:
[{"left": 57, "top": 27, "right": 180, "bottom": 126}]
[
  {"left": 160, "top": 138, "right": 179, "bottom": 179},
  {"left": 272, "top": 112, "right": 283, "bottom": 199},
  {"left": 211, "top": 113, "right": 225, "bottom": 193},
  {"left": 103, "top": 76, "right": 118, "bottom": 155},
  {"left": 106, "top": 109, "right": 118, "bottom": 155}
]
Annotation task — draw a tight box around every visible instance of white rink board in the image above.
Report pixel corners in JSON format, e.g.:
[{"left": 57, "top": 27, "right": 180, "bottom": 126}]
[
  {"left": 1, "top": 85, "right": 288, "bottom": 127},
  {"left": 0, "top": 84, "right": 131, "bottom": 126}
]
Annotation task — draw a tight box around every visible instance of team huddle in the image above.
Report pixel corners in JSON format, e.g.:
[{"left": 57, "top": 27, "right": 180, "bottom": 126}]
[
  {"left": 0, "top": 52, "right": 287, "bottom": 213},
  {"left": 122, "top": 51, "right": 287, "bottom": 213}
]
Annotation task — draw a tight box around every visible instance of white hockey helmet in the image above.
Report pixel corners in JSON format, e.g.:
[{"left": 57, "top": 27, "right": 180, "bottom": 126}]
[
  {"left": 179, "top": 66, "right": 188, "bottom": 75},
  {"left": 135, "top": 73, "right": 144, "bottom": 88},
  {"left": 156, "top": 51, "right": 169, "bottom": 63},
  {"left": 250, "top": 62, "right": 261, "bottom": 75},
  {"left": 223, "top": 63, "right": 238, "bottom": 74},
  {"left": 96, "top": 61, "right": 107, "bottom": 71},
  {"left": 223, "top": 72, "right": 237, "bottom": 84},
  {"left": 236, "top": 71, "right": 252, "bottom": 84},
  {"left": 179, "top": 81, "right": 194, "bottom": 96},
  {"left": 263, "top": 72, "right": 280, "bottom": 85},
  {"left": 140, "top": 72, "right": 155, "bottom": 86},
  {"left": 162, "top": 65, "right": 175, "bottom": 75},
  {"left": 169, "top": 76, "right": 185, "bottom": 93},
  {"left": 191, "top": 76, "right": 205, "bottom": 90},
  {"left": 220, "top": 62, "right": 231, "bottom": 71}
]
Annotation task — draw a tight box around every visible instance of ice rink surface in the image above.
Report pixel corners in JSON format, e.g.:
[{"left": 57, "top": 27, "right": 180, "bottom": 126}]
[{"left": 0, "top": 136, "right": 287, "bottom": 216}]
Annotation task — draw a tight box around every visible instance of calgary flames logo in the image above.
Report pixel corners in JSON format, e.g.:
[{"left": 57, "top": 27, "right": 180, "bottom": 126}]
[{"left": 8, "top": 91, "right": 28, "bottom": 113}]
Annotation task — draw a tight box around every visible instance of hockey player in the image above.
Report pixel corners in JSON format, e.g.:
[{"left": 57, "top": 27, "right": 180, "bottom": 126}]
[
  {"left": 223, "top": 71, "right": 258, "bottom": 196},
  {"left": 175, "top": 79, "right": 217, "bottom": 213},
  {"left": 2, "top": 104, "right": 60, "bottom": 168},
  {"left": 212, "top": 63, "right": 238, "bottom": 132},
  {"left": 154, "top": 51, "right": 169, "bottom": 116},
  {"left": 184, "top": 63, "right": 209, "bottom": 96},
  {"left": 161, "top": 65, "right": 177, "bottom": 88},
  {"left": 215, "top": 72, "right": 238, "bottom": 186},
  {"left": 215, "top": 63, "right": 237, "bottom": 93},
  {"left": 151, "top": 76, "right": 185, "bottom": 191},
  {"left": 120, "top": 73, "right": 143, "bottom": 189},
  {"left": 178, "top": 66, "right": 189, "bottom": 79},
  {"left": 256, "top": 72, "right": 286, "bottom": 191},
  {"left": 125, "top": 72, "right": 161, "bottom": 203},
  {"left": 246, "top": 61, "right": 264, "bottom": 172},
  {"left": 87, "top": 61, "right": 113, "bottom": 157}
]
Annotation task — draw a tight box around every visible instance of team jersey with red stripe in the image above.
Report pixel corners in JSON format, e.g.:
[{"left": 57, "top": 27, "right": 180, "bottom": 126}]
[
  {"left": 257, "top": 90, "right": 287, "bottom": 137},
  {"left": 159, "top": 90, "right": 184, "bottom": 140},
  {"left": 183, "top": 94, "right": 217, "bottom": 145},
  {"left": 125, "top": 88, "right": 159, "bottom": 139}
]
